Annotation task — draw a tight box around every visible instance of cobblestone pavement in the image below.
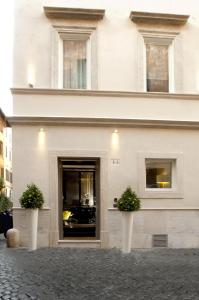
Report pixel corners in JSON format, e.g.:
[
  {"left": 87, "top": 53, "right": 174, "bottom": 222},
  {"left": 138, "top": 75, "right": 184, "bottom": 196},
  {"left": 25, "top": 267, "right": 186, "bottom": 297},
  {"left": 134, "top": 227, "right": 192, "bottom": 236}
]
[{"left": 1, "top": 235, "right": 199, "bottom": 300}]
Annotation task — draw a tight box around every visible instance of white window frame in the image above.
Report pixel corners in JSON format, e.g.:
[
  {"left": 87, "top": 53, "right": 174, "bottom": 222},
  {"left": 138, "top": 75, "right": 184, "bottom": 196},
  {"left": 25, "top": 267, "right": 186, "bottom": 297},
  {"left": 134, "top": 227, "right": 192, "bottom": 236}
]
[
  {"left": 139, "top": 30, "right": 178, "bottom": 93},
  {"left": 138, "top": 152, "right": 183, "bottom": 199},
  {"left": 52, "top": 26, "right": 97, "bottom": 90}
]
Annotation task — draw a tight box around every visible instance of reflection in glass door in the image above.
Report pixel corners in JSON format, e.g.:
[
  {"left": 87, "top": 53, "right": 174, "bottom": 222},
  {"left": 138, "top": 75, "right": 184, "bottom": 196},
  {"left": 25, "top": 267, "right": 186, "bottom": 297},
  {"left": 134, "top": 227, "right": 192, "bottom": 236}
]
[{"left": 61, "top": 159, "right": 99, "bottom": 239}]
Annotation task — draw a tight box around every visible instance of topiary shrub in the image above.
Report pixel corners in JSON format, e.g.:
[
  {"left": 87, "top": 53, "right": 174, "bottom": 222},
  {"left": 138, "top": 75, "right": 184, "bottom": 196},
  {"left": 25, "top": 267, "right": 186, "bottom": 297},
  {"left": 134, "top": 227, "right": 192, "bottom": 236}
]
[
  {"left": 0, "top": 177, "right": 13, "bottom": 213},
  {"left": 20, "top": 183, "right": 44, "bottom": 209},
  {"left": 0, "top": 193, "right": 13, "bottom": 213},
  {"left": 117, "top": 186, "right": 140, "bottom": 212}
]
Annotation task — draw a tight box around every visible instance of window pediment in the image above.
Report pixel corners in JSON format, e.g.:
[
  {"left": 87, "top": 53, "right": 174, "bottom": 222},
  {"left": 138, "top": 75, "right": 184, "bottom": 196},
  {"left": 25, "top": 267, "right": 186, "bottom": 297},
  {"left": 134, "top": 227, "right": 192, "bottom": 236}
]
[
  {"left": 44, "top": 7, "right": 105, "bottom": 21},
  {"left": 130, "top": 11, "right": 189, "bottom": 26}
]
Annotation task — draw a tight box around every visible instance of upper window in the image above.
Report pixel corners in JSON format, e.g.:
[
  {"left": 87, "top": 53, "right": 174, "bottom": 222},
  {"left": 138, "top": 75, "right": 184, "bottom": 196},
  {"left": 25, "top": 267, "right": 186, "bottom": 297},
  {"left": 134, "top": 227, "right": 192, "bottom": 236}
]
[
  {"left": 1, "top": 168, "right": 4, "bottom": 178},
  {"left": 130, "top": 11, "right": 189, "bottom": 93},
  {"left": 6, "top": 169, "right": 9, "bottom": 182},
  {"left": 63, "top": 39, "right": 88, "bottom": 89},
  {"left": 0, "top": 141, "right": 3, "bottom": 156},
  {"left": 52, "top": 26, "right": 97, "bottom": 90},
  {"left": 146, "top": 43, "right": 169, "bottom": 92},
  {"left": 141, "top": 33, "right": 175, "bottom": 93},
  {"left": 44, "top": 7, "right": 105, "bottom": 90}
]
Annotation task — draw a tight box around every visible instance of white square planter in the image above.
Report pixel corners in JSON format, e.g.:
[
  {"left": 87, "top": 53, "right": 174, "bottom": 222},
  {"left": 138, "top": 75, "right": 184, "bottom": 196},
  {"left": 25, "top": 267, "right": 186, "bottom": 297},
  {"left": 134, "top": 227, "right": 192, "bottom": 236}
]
[
  {"left": 121, "top": 211, "right": 134, "bottom": 253},
  {"left": 28, "top": 208, "right": 39, "bottom": 251}
]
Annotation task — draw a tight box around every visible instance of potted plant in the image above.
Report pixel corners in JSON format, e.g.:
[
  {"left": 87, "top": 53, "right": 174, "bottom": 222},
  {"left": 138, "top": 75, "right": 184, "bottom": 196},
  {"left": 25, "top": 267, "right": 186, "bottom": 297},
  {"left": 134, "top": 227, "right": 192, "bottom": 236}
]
[
  {"left": 117, "top": 186, "right": 140, "bottom": 253},
  {"left": 19, "top": 183, "right": 44, "bottom": 250},
  {"left": 0, "top": 177, "right": 13, "bottom": 237}
]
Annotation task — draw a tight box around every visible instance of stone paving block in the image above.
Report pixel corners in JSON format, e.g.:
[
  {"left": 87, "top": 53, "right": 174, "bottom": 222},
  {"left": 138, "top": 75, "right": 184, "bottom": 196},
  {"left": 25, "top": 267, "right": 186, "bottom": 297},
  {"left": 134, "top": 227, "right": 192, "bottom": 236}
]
[{"left": 1, "top": 235, "right": 199, "bottom": 299}]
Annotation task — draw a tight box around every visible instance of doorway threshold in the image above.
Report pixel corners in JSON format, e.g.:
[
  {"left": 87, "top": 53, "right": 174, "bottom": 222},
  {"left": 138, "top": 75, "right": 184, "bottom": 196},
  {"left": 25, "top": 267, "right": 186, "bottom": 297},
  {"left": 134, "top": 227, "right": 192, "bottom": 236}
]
[{"left": 58, "top": 239, "right": 101, "bottom": 248}]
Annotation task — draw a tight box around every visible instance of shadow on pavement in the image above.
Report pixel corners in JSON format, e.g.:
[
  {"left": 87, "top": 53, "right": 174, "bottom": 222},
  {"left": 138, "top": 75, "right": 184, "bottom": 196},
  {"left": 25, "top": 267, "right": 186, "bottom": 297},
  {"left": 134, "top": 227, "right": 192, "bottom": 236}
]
[{"left": 0, "top": 233, "right": 6, "bottom": 249}]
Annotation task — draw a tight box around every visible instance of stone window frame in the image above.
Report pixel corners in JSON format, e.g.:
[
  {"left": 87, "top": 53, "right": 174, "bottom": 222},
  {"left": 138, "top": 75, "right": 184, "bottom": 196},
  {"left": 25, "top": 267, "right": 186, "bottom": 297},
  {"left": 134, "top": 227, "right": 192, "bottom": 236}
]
[
  {"left": 138, "top": 30, "right": 179, "bottom": 93},
  {"left": 138, "top": 151, "right": 183, "bottom": 199},
  {"left": 139, "top": 29, "right": 179, "bottom": 93},
  {"left": 48, "top": 149, "right": 108, "bottom": 247},
  {"left": 52, "top": 25, "right": 98, "bottom": 90}
]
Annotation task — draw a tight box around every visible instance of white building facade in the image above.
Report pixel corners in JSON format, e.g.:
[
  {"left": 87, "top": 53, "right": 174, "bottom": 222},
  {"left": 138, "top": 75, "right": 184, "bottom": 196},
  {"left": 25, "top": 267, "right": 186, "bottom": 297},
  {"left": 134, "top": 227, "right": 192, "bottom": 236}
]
[
  {"left": 3, "top": 127, "right": 12, "bottom": 198},
  {"left": 10, "top": 0, "right": 199, "bottom": 248}
]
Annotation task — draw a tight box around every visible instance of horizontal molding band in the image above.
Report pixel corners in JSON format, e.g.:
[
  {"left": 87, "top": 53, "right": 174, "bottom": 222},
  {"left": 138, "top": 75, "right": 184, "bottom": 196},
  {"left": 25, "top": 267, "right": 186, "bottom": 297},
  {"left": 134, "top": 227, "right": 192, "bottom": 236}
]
[
  {"left": 13, "top": 207, "right": 51, "bottom": 210},
  {"left": 108, "top": 208, "right": 199, "bottom": 211},
  {"left": 11, "top": 88, "right": 199, "bottom": 101},
  {"left": 7, "top": 116, "right": 199, "bottom": 130},
  {"left": 58, "top": 240, "right": 101, "bottom": 243}
]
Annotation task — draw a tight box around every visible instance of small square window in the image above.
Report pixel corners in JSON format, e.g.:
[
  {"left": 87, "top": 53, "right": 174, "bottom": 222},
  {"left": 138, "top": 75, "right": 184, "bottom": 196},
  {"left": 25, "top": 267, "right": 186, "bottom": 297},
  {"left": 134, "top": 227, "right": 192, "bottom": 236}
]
[
  {"left": 138, "top": 152, "right": 183, "bottom": 199},
  {"left": 146, "top": 159, "right": 172, "bottom": 189}
]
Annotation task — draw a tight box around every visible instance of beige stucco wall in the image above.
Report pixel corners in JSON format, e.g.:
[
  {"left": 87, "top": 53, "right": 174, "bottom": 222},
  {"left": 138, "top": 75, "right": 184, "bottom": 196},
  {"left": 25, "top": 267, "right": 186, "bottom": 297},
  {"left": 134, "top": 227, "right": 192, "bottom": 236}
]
[
  {"left": 12, "top": 92, "right": 199, "bottom": 122},
  {"left": 12, "top": 124, "right": 199, "bottom": 208},
  {"left": 13, "top": 0, "right": 199, "bottom": 94},
  {"left": 108, "top": 209, "right": 199, "bottom": 249},
  {"left": 12, "top": 124, "right": 199, "bottom": 248}
]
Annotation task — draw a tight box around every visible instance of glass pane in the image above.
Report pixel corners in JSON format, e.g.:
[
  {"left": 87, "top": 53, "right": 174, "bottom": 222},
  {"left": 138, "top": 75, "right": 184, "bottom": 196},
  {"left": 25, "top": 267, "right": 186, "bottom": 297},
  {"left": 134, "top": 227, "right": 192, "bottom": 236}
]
[
  {"left": 146, "top": 159, "right": 172, "bottom": 188},
  {"left": 62, "top": 166, "right": 96, "bottom": 238},
  {"left": 146, "top": 44, "right": 168, "bottom": 92},
  {"left": 63, "top": 171, "right": 79, "bottom": 207},
  {"left": 63, "top": 40, "right": 87, "bottom": 89},
  {"left": 80, "top": 172, "right": 94, "bottom": 206}
]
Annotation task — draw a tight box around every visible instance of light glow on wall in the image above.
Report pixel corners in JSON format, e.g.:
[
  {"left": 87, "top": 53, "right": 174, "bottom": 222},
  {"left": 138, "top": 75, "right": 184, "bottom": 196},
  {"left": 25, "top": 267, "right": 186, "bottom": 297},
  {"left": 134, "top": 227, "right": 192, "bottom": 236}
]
[
  {"left": 27, "top": 63, "right": 35, "bottom": 87},
  {"left": 111, "top": 129, "right": 119, "bottom": 151},
  {"left": 196, "top": 69, "right": 199, "bottom": 92},
  {"left": 38, "top": 128, "right": 46, "bottom": 149}
]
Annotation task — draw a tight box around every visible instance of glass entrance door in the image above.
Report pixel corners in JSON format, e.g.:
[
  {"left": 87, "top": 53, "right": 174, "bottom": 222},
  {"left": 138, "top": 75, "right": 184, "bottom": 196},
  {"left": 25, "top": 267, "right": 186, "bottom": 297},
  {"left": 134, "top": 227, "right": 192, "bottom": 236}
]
[{"left": 61, "top": 159, "right": 99, "bottom": 238}]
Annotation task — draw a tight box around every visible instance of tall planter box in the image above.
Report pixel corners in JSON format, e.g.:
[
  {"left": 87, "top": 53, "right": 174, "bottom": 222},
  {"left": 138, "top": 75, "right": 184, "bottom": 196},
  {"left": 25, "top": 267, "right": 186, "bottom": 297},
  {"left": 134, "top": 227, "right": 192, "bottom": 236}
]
[
  {"left": 117, "top": 187, "right": 140, "bottom": 254},
  {"left": 121, "top": 211, "right": 134, "bottom": 253},
  {"left": 28, "top": 208, "right": 39, "bottom": 251},
  {"left": 20, "top": 184, "right": 44, "bottom": 251}
]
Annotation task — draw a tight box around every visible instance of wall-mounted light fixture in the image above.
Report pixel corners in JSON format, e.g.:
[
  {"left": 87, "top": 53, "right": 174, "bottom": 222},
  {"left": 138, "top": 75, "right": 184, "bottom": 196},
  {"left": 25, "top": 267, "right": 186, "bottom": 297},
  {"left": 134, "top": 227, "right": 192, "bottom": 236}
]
[{"left": 27, "top": 63, "right": 35, "bottom": 88}]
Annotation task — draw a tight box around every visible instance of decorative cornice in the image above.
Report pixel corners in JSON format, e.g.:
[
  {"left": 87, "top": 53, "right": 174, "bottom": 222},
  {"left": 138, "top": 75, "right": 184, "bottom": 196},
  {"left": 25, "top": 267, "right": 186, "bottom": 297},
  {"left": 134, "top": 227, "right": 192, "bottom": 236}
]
[
  {"left": 10, "top": 88, "right": 199, "bottom": 101},
  {"left": 44, "top": 6, "right": 105, "bottom": 20},
  {"left": 7, "top": 116, "right": 199, "bottom": 130},
  {"left": 130, "top": 11, "right": 189, "bottom": 25}
]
